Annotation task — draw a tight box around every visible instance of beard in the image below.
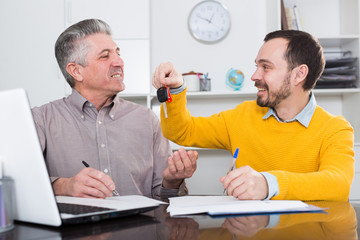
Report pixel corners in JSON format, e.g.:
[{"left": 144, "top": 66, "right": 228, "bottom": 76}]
[{"left": 256, "top": 74, "right": 291, "bottom": 108}]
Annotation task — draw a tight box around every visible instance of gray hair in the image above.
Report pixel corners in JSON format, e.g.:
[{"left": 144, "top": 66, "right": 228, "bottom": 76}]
[{"left": 55, "top": 19, "right": 112, "bottom": 88}]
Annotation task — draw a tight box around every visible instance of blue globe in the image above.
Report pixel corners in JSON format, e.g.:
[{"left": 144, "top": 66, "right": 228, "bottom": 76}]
[{"left": 226, "top": 68, "right": 245, "bottom": 91}]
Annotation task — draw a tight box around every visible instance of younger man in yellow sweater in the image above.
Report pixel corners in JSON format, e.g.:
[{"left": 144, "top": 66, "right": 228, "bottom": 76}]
[{"left": 152, "top": 30, "right": 354, "bottom": 201}]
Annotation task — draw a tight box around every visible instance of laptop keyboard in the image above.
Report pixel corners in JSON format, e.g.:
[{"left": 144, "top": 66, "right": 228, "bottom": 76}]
[{"left": 57, "top": 202, "right": 115, "bottom": 215}]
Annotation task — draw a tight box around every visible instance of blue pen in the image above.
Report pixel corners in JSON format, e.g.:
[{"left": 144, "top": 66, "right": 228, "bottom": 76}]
[{"left": 223, "top": 148, "right": 239, "bottom": 195}]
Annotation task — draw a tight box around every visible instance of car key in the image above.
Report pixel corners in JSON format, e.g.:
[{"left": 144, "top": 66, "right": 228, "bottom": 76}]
[{"left": 157, "top": 86, "right": 172, "bottom": 118}]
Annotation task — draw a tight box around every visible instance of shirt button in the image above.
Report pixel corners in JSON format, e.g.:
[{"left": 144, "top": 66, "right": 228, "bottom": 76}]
[
  {"left": 80, "top": 115, "right": 84, "bottom": 119},
  {"left": 110, "top": 115, "right": 114, "bottom": 119},
  {"left": 104, "top": 169, "right": 109, "bottom": 173},
  {"left": 98, "top": 121, "right": 102, "bottom": 124},
  {"left": 101, "top": 143, "right": 106, "bottom": 148},
  {"left": 89, "top": 103, "right": 93, "bottom": 107}
]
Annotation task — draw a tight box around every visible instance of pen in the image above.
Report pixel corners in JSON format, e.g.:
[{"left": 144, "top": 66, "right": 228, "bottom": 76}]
[
  {"left": 197, "top": 73, "right": 205, "bottom": 86},
  {"left": 82, "top": 161, "right": 119, "bottom": 196},
  {"left": 223, "top": 148, "right": 239, "bottom": 195}
]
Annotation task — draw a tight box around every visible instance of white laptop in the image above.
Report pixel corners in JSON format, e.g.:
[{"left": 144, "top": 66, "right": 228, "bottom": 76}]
[{"left": 0, "top": 88, "right": 164, "bottom": 226}]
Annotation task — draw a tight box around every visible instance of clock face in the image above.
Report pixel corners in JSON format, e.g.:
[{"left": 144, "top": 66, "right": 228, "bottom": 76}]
[{"left": 188, "top": 1, "right": 231, "bottom": 43}]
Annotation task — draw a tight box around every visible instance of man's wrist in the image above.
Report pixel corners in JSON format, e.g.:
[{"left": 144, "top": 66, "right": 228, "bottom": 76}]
[
  {"left": 260, "top": 172, "right": 279, "bottom": 200},
  {"left": 169, "top": 82, "right": 186, "bottom": 95},
  {"left": 52, "top": 177, "right": 68, "bottom": 196},
  {"left": 162, "top": 179, "right": 183, "bottom": 189}
]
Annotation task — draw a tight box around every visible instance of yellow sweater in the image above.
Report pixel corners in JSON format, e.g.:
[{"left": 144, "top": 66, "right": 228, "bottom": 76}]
[{"left": 161, "top": 90, "right": 354, "bottom": 201}]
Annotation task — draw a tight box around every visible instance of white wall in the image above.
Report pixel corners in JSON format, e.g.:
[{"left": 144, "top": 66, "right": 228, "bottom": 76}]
[
  {"left": 0, "top": 0, "right": 354, "bottom": 118},
  {"left": 65, "top": 0, "right": 151, "bottom": 96},
  {"left": 0, "top": 0, "right": 151, "bottom": 107},
  {"left": 0, "top": 0, "right": 281, "bottom": 106},
  {"left": 0, "top": 0, "right": 65, "bottom": 107},
  {"left": 150, "top": 0, "right": 280, "bottom": 94}
]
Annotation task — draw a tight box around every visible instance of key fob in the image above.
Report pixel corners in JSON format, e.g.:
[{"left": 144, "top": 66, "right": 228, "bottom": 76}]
[{"left": 157, "top": 86, "right": 172, "bottom": 103}]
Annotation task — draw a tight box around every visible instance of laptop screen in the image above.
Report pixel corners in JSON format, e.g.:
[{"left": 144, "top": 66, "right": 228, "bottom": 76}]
[{"left": 0, "top": 88, "right": 62, "bottom": 226}]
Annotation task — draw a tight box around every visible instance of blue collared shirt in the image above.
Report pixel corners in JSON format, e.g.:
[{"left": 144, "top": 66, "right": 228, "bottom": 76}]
[
  {"left": 261, "top": 92, "right": 317, "bottom": 199},
  {"left": 263, "top": 92, "right": 316, "bottom": 128}
]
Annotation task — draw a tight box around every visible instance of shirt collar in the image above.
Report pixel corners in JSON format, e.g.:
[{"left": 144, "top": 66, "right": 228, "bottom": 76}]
[
  {"left": 263, "top": 92, "right": 316, "bottom": 128},
  {"left": 67, "top": 89, "right": 88, "bottom": 114},
  {"left": 67, "top": 89, "right": 118, "bottom": 120}
]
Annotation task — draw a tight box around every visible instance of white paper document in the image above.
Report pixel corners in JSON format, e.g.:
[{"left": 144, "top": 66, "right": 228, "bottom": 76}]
[{"left": 167, "top": 196, "right": 322, "bottom": 216}]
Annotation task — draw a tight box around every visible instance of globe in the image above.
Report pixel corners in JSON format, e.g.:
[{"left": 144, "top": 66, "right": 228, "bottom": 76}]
[{"left": 225, "top": 68, "right": 245, "bottom": 91}]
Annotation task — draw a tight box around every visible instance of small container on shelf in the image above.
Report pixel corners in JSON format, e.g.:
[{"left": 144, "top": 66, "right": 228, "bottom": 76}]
[
  {"left": 0, "top": 161, "right": 15, "bottom": 234},
  {"left": 182, "top": 72, "right": 202, "bottom": 92}
]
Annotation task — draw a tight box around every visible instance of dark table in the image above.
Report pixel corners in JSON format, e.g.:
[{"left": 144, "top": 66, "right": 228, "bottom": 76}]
[{"left": 1, "top": 201, "right": 359, "bottom": 239}]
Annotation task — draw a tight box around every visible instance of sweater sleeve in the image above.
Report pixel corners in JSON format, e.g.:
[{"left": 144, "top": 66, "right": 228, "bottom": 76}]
[
  {"left": 161, "top": 88, "right": 232, "bottom": 151},
  {"left": 269, "top": 118, "right": 354, "bottom": 201}
]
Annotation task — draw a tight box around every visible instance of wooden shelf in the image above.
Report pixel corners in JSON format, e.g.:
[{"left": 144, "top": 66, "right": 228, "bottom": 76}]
[
  {"left": 318, "top": 35, "right": 359, "bottom": 47},
  {"left": 313, "top": 88, "right": 360, "bottom": 95}
]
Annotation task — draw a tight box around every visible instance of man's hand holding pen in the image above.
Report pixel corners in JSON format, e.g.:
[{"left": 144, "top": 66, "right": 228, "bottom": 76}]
[
  {"left": 82, "top": 161, "right": 119, "bottom": 196},
  {"left": 220, "top": 165, "right": 268, "bottom": 200},
  {"left": 52, "top": 148, "right": 199, "bottom": 198},
  {"left": 220, "top": 148, "right": 268, "bottom": 200},
  {"left": 52, "top": 167, "right": 117, "bottom": 199}
]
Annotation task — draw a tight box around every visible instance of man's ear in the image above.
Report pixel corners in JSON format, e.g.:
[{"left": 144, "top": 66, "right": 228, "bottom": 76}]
[
  {"left": 66, "top": 63, "right": 84, "bottom": 82},
  {"left": 293, "top": 64, "right": 308, "bottom": 86}
]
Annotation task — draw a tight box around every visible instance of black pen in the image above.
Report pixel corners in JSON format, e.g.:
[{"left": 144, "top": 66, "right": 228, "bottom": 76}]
[{"left": 82, "top": 161, "right": 119, "bottom": 196}]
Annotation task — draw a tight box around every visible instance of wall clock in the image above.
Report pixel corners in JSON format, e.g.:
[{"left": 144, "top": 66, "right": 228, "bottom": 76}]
[{"left": 188, "top": 0, "right": 231, "bottom": 43}]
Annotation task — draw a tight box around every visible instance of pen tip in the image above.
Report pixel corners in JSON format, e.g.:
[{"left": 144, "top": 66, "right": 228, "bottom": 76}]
[{"left": 234, "top": 148, "right": 239, "bottom": 158}]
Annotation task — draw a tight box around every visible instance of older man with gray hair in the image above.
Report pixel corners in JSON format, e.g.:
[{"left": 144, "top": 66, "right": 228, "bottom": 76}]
[{"left": 32, "top": 19, "right": 198, "bottom": 199}]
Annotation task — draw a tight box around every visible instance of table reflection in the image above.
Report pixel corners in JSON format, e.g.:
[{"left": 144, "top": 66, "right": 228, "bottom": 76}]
[
  {"left": 195, "top": 201, "right": 358, "bottom": 240},
  {"left": 3, "top": 201, "right": 358, "bottom": 240}
]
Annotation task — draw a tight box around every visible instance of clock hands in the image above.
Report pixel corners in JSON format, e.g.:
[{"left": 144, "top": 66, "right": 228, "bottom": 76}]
[
  {"left": 196, "top": 14, "right": 222, "bottom": 31},
  {"left": 209, "top": 13, "right": 214, "bottom": 23},
  {"left": 196, "top": 13, "right": 211, "bottom": 23},
  {"left": 208, "top": 13, "right": 222, "bottom": 30},
  {"left": 196, "top": 13, "right": 220, "bottom": 29}
]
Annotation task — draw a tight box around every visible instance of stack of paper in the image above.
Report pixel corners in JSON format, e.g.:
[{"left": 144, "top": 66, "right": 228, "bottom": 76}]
[
  {"left": 317, "top": 56, "right": 358, "bottom": 88},
  {"left": 167, "top": 196, "right": 323, "bottom": 216}
]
